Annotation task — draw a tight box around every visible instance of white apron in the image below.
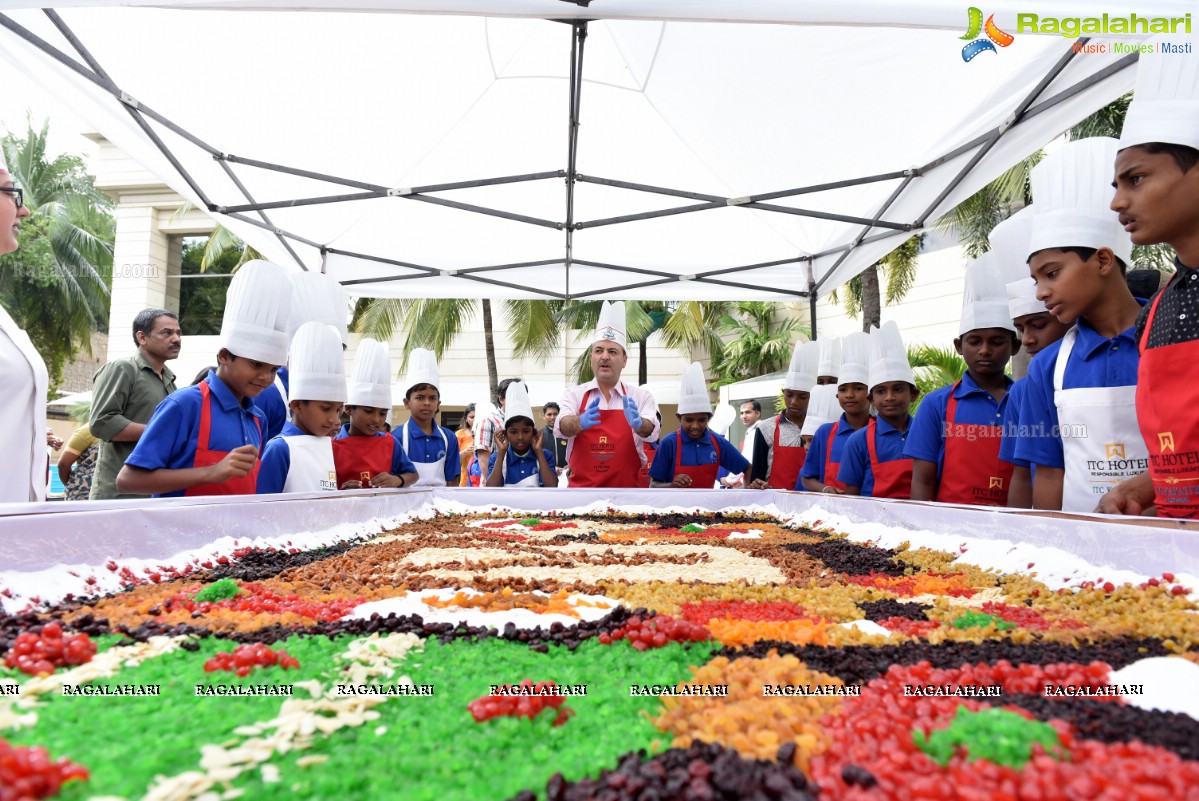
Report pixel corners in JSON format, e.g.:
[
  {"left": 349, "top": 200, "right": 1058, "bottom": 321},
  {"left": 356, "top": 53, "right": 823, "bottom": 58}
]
[
  {"left": 501, "top": 451, "right": 542, "bottom": 487},
  {"left": 402, "top": 423, "right": 449, "bottom": 487},
  {"left": 274, "top": 374, "right": 290, "bottom": 420},
  {"left": 0, "top": 305, "right": 49, "bottom": 503},
  {"left": 281, "top": 435, "right": 338, "bottom": 493},
  {"left": 1052, "top": 326, "right": 1148, "bottom": 512}
]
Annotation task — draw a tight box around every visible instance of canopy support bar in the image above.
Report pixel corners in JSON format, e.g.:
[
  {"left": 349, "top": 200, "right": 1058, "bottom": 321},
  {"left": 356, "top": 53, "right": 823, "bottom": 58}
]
[{"left": 562, "top": 20, "right": 588, "bottom": 298}]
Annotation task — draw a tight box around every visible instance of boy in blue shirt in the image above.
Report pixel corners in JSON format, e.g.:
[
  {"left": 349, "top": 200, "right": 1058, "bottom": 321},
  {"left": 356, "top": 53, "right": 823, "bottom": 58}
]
[
  {"left": 1014, "top": 137, "right": 1145, "bottom": 512},
  {"left": 800, "top": 331, "right": 872, "bottom": 493},
  {"left": 394, "top": 348, "right": 460, "bottom": 487},
  {"left": 906, "top": 254, "right": 1017, "bottom": 506},
  {"left": 118, "top": 260, "right": 291, "bottom": 498},
  {"left": 486, "top": 381, "right": 558, "bottom": 487},
  {"left": 332, "top": 338, "right": 418, "bottom": 490},
  {"left": 257, "top": 322, "right": 346, "bottom": 494},
  {"left": 839, "top": 322, "right": 918, "bottom": 498},
  {"left": 650, "top": 363, "right": 762, "bottom": 488}
]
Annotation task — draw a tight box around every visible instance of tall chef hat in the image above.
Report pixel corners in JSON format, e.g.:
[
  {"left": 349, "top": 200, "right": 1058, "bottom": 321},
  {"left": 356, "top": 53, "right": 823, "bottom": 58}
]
[
  {"left": 710, "top": 403, "right": 736, "bottom": 439},
  {"left": 677, "top": 362, "right": 714, "bottom": 416},
  {"left": 347, "top": 338, "right": 392, "bottom": 409},
  {"left": 1029, "top": 137, "right": 1132, "bottom": 266},
  {"left": 1119, "top": 34, "right": 1199, "bottom": 151},
  {"left": 784, "top": 340, "right": 820, "bottom": 391},
  {"left": 817, "top": 337, "right": 841, "bottom": 380},
  {"left": 801, "top": 384, "right": 838, "bottom": 438},
  {"left": 288, "top": 322, "right": 347, "bottom": 403},
  {"left": 959, "top": 253, "right": 1017, "bottom": 336},
  {"left": 593, "top": 300, "right": 626, "bottom": 352},
  {"left": 502, "top": 381, "right": 535, "bottom": 427},
  {"left": 837, "top": 331, "right": 871, "bottom": 387},
  {"left": 868, "top": 321, "right": 915, "bottom": 390},
  {"left": 988, "top": 206, "right": 1044, "bottom": 320},
  {"left": 219, "top": 259, "right": 292, "bottom": 366},
  {"left": 404, "top": 348, "right": 440, "bottom": 394},
  {"left": 289, "top": 272, "right": 349, "bottom": 344}
]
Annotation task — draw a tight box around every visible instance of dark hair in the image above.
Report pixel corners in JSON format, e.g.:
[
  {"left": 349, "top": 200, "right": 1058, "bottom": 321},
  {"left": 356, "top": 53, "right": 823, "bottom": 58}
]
[
  {"left": 542, "top": 401, "right": 560, "bottom": 413},
  {"left": 405, "top": 383, "right": 437, "bottom": 400},
  {"left": 496, "top": 378, "right": 522, "bottom": 404},
  {"left": 191, "top": 366, "right": 216, "bottom": 386},
  {"left": 465, "top": 402, "right": 476, "bottom": 414},
  {"left": 1134, "top": 142, "right": 1199, "bottom": 173},
  {"left": 1126, "top": 269, "right": 1164, "bottom": 299},
  {"left": 132, "top": 308, "right": 178, "bottom": 347},
  {"left": 1028, "top": 246, "right": 1128, "bottom": 275},
  {"left": 504, "top": 415, "right": 535, "bottom": 431},
  {"left": 740, "top": 399, "right": 762, "bottom": 413}
]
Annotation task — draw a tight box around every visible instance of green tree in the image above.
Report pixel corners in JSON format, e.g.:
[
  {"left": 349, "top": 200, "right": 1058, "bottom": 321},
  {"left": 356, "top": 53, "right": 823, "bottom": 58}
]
[
  {"left": 833, "top": 234, "right": 925, "bottom": 331},
  {"left": 907, "top": 344, "right": 967, "bottom": 414},
  {"left": 0, "top": 118, "right": 113, "bottom": 391},
  {"left": 711, "top": 301, "right": 807, "bottom": 387},
  {"left": 177, "top": 238, "right": 240, "bottom": 335}
]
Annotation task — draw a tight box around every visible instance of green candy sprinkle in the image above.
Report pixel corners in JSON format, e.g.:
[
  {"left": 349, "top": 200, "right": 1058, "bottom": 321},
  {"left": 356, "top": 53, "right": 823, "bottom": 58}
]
[
  {"left": 519, "top": 518, "right": 542, "bottom": 527},
  {"left": 193, "top": 578, "right": 242, "bottom": 604},
  {"left": 951, "top": 610, "right": 1016, "bottom": 631},
  {"left": 913, "top": 706, "right": 1068, "bottom": 769},
  {"left": 679, "top": 524, "right": 705, "bottom": 533}
]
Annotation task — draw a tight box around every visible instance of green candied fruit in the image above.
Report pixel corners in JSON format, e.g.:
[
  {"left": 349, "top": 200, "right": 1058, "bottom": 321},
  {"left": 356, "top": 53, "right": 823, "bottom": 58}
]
[
  {"left": 193, "top": 578, "right": 242, "bottom": 604},
  {"left": 913, "top": 706, "right": 1067, "bottom": 769},
  {"left": 519, "top": 518, "right": 542, "bottom": 527},
  {"left": 679, "top": 524, "right": 705, "bottom": 533},
  {"left": 951, "top": 610, "right": 1016, "bottom": 631}
]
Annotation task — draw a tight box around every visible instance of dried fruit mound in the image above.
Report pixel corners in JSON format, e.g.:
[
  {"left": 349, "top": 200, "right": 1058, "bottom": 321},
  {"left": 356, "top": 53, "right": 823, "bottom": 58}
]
[{"left": 0, "top": 738, "right": 89, "bottom": 801}]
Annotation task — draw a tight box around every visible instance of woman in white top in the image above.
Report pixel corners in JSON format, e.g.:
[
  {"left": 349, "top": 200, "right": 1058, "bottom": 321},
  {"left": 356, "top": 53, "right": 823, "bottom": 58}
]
[{"left": 0, "top": 156, "right": 49, "bottom": 503}]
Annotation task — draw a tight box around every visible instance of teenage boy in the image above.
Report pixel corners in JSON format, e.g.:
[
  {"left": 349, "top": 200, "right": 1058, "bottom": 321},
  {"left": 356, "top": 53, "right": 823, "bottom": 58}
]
[
  {"left": 990, "top": 207, "right": 1074, "bottom": 508},
  {"left": 839, "top": 322, "right": 919, "bottom": 498},
  {"left": 1014, "top": 138, "right": 1146, "bottom": 512},
  {"left": 257, "top": 323, "right": 346, "bottom": 494},
  {"left": 395, "top": 349, "right": 460, "bottom": 487},
  {"left": 800, "top": 331, "right": 872, "bottom": 493},
  {"left": 332, "top": 338, "right": 418, "bottom": 490},
  {"left": 117, "top": 260, "right": 291, "bottom": 497},
  {"left": 650, "top": 363, "right": 761, "bottom": 489},
  {"left": 1103, "top": 38, "right": 1199, "bottom": 517},
  {"left": 906, "top": 254, "right": 1016, "bottom": 506},
  {"left": 750, "top": 340, "right": 819, "bottom": 489},
  {"left": 486, "top": 382, "right": 557, "bottom": 487}
]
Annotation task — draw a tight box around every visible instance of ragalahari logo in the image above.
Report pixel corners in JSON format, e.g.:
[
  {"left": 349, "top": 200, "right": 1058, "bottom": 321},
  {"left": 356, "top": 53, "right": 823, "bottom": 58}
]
[{"left": 961, "top": 7, "right": 1015, "bottom": 61}]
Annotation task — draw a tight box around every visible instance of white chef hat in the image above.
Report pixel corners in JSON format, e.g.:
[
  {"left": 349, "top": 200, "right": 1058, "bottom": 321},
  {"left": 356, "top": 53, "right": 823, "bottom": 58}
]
[
  {"left": 1120, "top": 34, "right": 1199, "bottom": 151},
  {"left": 503, "top": 381, "right": 536, "bottom": 427},
  {"left": 988, "top": 206, "right": 1044, "bottom": 320},
  {"left": 219, "top": 259, "right": 292, "bottom": 366},
  {"left": 710, "top": 403, "right": 736, "bottom": 439},
  {"left": 837, "top": 331, "right": 871, "bottom": 387},
  {"left": 289, "top": 272, "right": 349, "bottom": 344},
  {"left": 959, "top": 253, "right": 1017, "bottom": 336},
  {"left": 677, "top": 362, "right": 713, "bottom": 416},
  {"left": 784, "top": 340, "right": 820, "bottom": 391},
  {"left": 801, "top": 384, "right": 838, "bottom": 437},
  {"left": 593, "top": 300, "right": 627, "bottom": 352},
  {"left": 347, "top": 338, "right": 392, "bottom": 409},
  {"left": 1029, "top": 137, "right": 1132, "bottom": 266},
  {"left": 817, "top": 337, "right": 841, "bottom": 380},
  {"left": 404, "top": 348, "right": 440, "bottom": 395},
  {"left": 288, "top": 322, "right": 347, "bottom": 403},
  {"left": 868, "top": 321, "right": 916, "bottom": 390}
]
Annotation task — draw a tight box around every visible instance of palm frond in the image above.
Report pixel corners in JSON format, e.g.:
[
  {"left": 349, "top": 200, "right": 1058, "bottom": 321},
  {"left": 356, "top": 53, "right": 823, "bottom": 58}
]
[
  {"left": 507, "top": 300, "right": 562, "bottom": 360},
  {"left": 353, "top": 298, "right": 412, "bottom": 343}
]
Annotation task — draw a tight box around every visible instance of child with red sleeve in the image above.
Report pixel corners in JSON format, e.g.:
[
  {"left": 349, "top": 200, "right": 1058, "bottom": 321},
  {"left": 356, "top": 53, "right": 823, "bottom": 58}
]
[{"left": 332, "top": 338, "right": 418, "bottom": 490}]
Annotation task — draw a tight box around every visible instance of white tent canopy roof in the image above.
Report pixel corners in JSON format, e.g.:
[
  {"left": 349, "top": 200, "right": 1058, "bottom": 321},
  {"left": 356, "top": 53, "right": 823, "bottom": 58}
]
[{"left": 0, "top": 2, "right": 1169, "bottom": 302}]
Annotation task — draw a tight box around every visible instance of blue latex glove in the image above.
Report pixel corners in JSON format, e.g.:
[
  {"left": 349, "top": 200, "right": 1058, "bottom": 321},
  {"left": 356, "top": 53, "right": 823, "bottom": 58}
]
[
  {"left": 622, "top": 395, "right": 643, "bottom": 432},
  {"left": 579, "top": 396, "right": 602, "bottom": 430}
]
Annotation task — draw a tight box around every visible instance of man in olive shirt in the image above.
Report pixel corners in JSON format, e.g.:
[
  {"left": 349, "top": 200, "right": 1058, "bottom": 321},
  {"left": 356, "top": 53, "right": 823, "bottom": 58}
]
[{"left": 89, "top": 309, "right": 181, "bottom": 499}]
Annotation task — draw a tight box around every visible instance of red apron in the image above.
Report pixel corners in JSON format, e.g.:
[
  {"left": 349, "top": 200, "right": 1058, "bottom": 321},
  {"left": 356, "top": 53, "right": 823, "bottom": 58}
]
[
  {"left": 636, "top": 442, "right": 656, "bottom": 489},
  {"left": 767, "top": 414, "right": 806, "bottom": 490},
  {"left": 184, "top": 381, "right": 261, "bottom": 497},
  {"left": 332, "top": 434, "right": 396, "bottom": 488},
  {"left": 568, "top": 387, "right": 644, "bottom": 488},
  {"left": 1136, "top": 284, "right": 1199, "bottom": 518},
  {"left": 935, "top": 382, "right": 1013, "bottom": 506},
  {"left": 823, "top": 421, "right": 846, "bottom": 492},
  {"left": 673, "top": 431, "right": 722, "bottom": 488},
  {"left": 866, "top": 418, "right": 913, "bottom": 499}
]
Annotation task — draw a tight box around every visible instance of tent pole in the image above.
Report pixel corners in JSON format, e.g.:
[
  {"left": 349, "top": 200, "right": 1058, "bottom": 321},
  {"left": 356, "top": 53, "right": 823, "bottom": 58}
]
[
  {"left": 807, "top": 260, "right": 818, "bottom": 340},
  {"left": 564, "top": 20, "right": 588, "bottom": 299}
]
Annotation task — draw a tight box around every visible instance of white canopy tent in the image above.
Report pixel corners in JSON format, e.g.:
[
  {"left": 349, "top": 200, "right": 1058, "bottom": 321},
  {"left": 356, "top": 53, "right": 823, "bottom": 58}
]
[{"left": 0, "top": 2, "right": 1171, "bottom": 331}]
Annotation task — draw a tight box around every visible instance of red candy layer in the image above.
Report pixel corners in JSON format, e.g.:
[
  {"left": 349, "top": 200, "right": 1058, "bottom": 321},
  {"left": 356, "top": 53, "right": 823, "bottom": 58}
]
[
  {"left": 679, "top": 600, "right": 821, "bottom": 624},
  {"left": 0, "top": 737, "right": 88, "bottom": 801},
  {"left": 598, "top": 614, "right": 710, "bottom": 650},
  {"left": 203, "top": 643, "right": 300, "bottom": 677},
  {"left": 467, "top": 680, "right": 575, "bottom": 727},
  {"left": 162, "top": 582, "right": 361, "bottom": 622},
  {"left": 3, "top": 622, "right": 96, "bottom": 677}
]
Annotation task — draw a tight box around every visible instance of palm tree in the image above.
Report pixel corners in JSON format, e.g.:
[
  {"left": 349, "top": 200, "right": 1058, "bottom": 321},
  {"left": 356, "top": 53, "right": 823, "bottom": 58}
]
[
  {"left": 0, "top": 118, "right": 113, "bottom": 390},
  {"left": 712, "top": 301, "right": 808, "bottom": 387},
  {"left": 907, "top": 344, "right": 967, "bottom": 414},
  {"left": 833, "top": 234, "right": 925, "bottom": 331}
]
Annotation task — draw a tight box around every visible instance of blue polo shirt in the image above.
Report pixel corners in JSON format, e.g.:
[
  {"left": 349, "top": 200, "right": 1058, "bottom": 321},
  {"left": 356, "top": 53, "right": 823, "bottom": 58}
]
[
  {"left": 394, "top": 419, "right": 461, "bottom": 483},
  {"left": 1013, "top": 313, "right": 1141, "bottom": 469},
  {"left": 648, "top": 430, "right": 749, "bottom": 483},
  {"left": 998, "top": 378, "right": 1031, "bottom": 470},
  {"left": 332, "top": 429, "right": 417, "bottom": 476},
  {"left": 799, "top": 414, "right": 867, "bottom": 487},
  {"left": 254, "top": 366, "right": 289, "bottom": 442},
  {"left": 125, "top": 371, "right": 265, "bottom": 498},
  {"left": 903, "top": 372, "right": 1012, "bottom": 480},
  {"left": 837, "top": 415, "right": 912, "bottom": 497},
  {"left": 487, "top": 447, "right": 556, "bottom": 486}
]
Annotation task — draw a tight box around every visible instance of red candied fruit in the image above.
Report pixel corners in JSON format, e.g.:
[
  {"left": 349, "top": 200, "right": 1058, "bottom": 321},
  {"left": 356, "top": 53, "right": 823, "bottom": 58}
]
[
  {"left": 3, "top": 622, "right": 96, "bottom": 677},
  {"left": 467, "top": 680, "right": 575, "bottom": 727},
  {"left": 161, "top": 582, "right": 361, "bottom": 622},
  {"left": 678, "top": 600, "right": 821, "bottom": 624},
  {"left": 597, "top": 614, "right": 710, "bottom": 650},
  {"left": 0, "top": 737, "right": 89, "bottom": 801},
  {"left": 203, "top": 643, "right": 300, "bottom": 677},
  {"left": 877, "top": 617, "right": 941, "bottom": 638}
]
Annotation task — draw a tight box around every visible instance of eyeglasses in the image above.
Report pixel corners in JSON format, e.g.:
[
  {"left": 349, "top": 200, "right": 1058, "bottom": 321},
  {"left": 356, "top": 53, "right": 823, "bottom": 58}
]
[{"left": 0, "top": 187, "right": 23, "bottom": 209}]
